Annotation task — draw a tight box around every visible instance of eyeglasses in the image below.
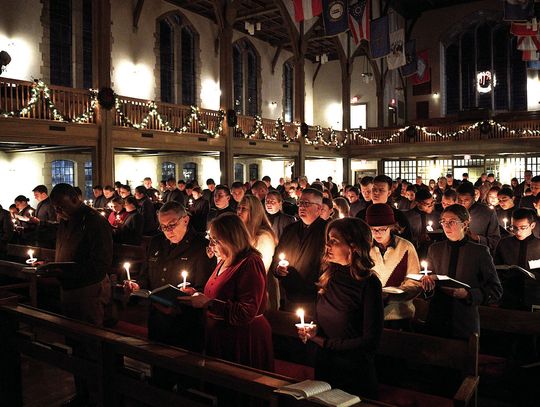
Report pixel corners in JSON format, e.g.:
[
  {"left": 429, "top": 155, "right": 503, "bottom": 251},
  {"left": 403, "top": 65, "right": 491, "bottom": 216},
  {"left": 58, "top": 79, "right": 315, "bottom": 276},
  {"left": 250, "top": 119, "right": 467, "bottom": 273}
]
[
  {"left": 439, "top": 220, "right": 463, "bottom": 228},
  {"left": 159, "top": 216, "right": 185, "bottom": 232},
  {"left": 236, "top": 206, "right": 249, "bottom": 213},
  {"left": 370, "top": 226, "right": 389, "bottom": 234},
  {"left": 208, "top": 236, "right": 221, "bottom": 246},
  {"left": 297, "top": 200, "right": 320, "bottom": 208},
  {"left": 510, "top": 225, "right": 531, "bottom": 232}
]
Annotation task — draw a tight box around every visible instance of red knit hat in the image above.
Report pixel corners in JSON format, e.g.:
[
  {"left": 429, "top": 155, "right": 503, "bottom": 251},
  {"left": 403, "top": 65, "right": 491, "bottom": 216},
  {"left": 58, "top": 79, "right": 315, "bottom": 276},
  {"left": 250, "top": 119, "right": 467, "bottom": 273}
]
[{"left": 366, "top": 203, "right": 396, "bottom": 226}]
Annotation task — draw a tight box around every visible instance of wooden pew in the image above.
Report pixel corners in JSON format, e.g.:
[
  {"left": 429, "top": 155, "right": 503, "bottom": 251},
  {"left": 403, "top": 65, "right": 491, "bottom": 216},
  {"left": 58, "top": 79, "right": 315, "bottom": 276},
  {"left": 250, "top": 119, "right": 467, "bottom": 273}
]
[
  {"left": 266, "top": 310, "right": 479, "bottom": 407},
  {"left": 0, "top": 260, "right": 40, "bottom": 307},
  {"left": 0, "top": 304, "right": 391, "bottom": 407}
]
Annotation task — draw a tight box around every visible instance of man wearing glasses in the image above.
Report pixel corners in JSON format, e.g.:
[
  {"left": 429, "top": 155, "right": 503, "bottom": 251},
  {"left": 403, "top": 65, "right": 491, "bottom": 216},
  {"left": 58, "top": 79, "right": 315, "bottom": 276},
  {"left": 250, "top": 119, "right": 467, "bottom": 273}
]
[
  {"left": 494, "top": 208, "right": 540, "bottom": 309},
  {"left": 405, "top": 188, "right": 442, "bottom": 258},
  {"left": 271, "top": 188, "right": 327, "bottom": 314},
  {"left": 125, "top": 201, "right": 215, "bottom": 350}
]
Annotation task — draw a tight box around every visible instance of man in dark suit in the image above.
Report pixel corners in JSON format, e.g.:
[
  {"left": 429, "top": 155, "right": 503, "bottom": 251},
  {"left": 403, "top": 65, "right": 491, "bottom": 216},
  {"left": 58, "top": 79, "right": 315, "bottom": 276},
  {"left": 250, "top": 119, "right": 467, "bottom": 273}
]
[
  {"left": 30, "top": 184, "right": 58, "bottom": 247},
  {"left": 134, "top": 185, "right": 159, "bottom": 236},
  {"left": 519, "top": 175, "right": 540, "bottom": 209}
]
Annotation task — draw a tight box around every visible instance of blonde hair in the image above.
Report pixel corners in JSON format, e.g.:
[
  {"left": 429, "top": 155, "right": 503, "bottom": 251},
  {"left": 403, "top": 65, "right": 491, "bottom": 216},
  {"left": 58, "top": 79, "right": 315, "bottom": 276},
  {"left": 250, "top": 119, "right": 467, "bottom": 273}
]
[
  {"left": 239, "top": 195, "right": 277, "bottom": 244},
  {"left": 209, "top": 213, "right": 261, "bottom": 264}
]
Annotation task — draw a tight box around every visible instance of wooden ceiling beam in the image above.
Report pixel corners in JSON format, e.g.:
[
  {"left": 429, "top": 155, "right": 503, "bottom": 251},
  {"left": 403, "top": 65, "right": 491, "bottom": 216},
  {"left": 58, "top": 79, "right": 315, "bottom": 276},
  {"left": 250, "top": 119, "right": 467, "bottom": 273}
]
[
  {"left": 236, "top": 6, "right": 279, "bottom": 21},
  {"left": 133, "top": 0, "right": 144, "bottom": 29},
  {"left": 271, "top": 45, "right": 282, "bottom": 75}
]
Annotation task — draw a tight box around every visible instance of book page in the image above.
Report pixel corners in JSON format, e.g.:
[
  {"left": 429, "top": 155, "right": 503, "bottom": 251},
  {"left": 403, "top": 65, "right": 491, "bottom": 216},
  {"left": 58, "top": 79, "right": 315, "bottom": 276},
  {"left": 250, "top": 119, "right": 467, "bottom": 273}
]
[
  {"left": 406, "top": 273, "right": 424, "bottom": 281},
  {"left": 382, "top": 286, "right": 405, "bottom": 294},
  {"left": 309, "top": 389, "right": 361, "bottom": 407},
  {"left": 275, "top": 380, "right": 332, "bottom": 399}
]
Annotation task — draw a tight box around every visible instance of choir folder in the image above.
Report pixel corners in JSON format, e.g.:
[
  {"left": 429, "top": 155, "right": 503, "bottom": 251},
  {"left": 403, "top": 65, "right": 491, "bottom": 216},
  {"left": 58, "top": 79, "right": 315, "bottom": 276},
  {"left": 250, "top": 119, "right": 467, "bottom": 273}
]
[
  {"left": 495, "top": 265, "right": 536, "bottom": 280},
  {"left": 131, "top": 284, "right": 189, "bottom": 307},
  {"left": 275, "top": 380, "right": 360, "bottom": 407}
]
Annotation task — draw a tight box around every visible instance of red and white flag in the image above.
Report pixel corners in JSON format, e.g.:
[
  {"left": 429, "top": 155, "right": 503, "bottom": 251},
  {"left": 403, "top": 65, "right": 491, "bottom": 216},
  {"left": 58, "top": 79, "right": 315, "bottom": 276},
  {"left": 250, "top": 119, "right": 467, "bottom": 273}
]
[
  {"left": 349, "top": 0, "right": 370, "bottom": 44},
  {"left": 293, "top": 0, "right": 323, "bottom": 22}
]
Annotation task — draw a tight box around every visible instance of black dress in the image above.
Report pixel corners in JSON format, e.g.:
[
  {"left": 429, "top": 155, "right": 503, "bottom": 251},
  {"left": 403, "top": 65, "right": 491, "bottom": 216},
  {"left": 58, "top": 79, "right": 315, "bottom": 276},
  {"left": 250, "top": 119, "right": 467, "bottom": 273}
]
[{"left": 314, "top": 268, "right": 384, "bottom": 398}]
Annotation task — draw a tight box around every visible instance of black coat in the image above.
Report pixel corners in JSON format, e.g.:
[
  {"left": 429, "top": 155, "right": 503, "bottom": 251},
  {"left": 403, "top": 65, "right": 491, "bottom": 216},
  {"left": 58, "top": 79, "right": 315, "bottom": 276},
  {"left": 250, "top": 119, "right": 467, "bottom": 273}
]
[
  {"left": 113, "top": 210, "right": 144, "bottom": 245},
  {"left": 404, "top": 207, "right": 442, "bottom": 258},
  {"left": 469, "top": 202, "right": 501, "bottom": 252},
  {"left": 137, "top": 196, "right": 158, "bottom": 235},
  {"left": 0, "top": 207, "right": 14, "bottom": 255},
  {"left": 267, "top": 211, "right": 295, "bottom": 239}
]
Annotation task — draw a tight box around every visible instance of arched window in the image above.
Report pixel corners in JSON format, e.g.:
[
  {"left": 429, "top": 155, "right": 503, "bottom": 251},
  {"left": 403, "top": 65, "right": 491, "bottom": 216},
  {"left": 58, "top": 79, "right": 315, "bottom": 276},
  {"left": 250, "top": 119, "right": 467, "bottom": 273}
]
[
  {"left": 161, "top": 161, "right": 176, "bottom": 181},
  {"left": 182, "top": 162, "right": 197, "bottom": 183},
  {"left": 52, "top": 160, "right": 75, "bottom": 186},
  {"left": 234, "top": 163, "right": 244, "bottom": 182},
  {"left": 283, "top": 61, "right": 294, "bottom": 122},
  {"left": 249, "top": 163, "right": 259, "bottom": 181},
  {"left": 157, "top": 13, "right": 197, "bottom": 105},
  {"left": 444, "top": 21, "right": 527, "bottom": 114},
  {"left": 233, "top": 40, "right": 260, "bottom": 116},
  {"left": 84, "top": 160, "right": 93, "bottom": 199}
]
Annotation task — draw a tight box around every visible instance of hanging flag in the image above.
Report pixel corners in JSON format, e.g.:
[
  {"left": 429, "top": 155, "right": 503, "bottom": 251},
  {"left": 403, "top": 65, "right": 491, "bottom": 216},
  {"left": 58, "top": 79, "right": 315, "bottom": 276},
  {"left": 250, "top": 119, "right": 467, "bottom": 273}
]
[
  {"left": 387, "top": 29, "right": 405, "bottom": 69},
  {"left": 349, "top": 0, "right": 370, "bottom": 44},
  {"left": 370, "top": 15, "right": 390, "bottom": 59},
  {"left": 322, "top": 0, "right": 349, "bottom": 36},
  {"left": 293, "top": 0, "right": 323, "bottom": 22},
  {"left": 400, "top": 40, "right": 417, "bottom": 77},
  {"left": 411, "top": 50, "right": 430, "bottom": 86},
  {"left": 517, "top": 35, "right": 540, "bottom": 51},
  {"left": 527, "top": 60, "right": 540, "bottom": 69},
  {"left": 523, "top": 49, "right": 540, "bottom": 61},
  {"left": 504, "top": 0, "right": 534, "bottom": 21},
  {"left": 511, "top": 21, "right": 539, "bottom": 36}
]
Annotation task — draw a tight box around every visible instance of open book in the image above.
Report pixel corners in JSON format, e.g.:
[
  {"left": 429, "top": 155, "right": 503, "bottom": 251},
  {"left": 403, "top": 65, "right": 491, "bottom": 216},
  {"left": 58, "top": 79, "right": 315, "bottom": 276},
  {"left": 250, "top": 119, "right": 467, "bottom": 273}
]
[
  {"left": 406, "top": 273, "right": 471, "bottom": 289},
  {"left": 25, "top": 262, "right": 77, "bottom": 276},
  {"left": 382, "top": 286, "right": 405, "bottom": 294},
  {"left": 275, "top": 380, "right": 360, "bottom": 407},
  {"left": 131, "top": 284, "right": 189, "bottom": 307},
  {"left": 495, "top": 265, "right": 536, "bottom": 280}
]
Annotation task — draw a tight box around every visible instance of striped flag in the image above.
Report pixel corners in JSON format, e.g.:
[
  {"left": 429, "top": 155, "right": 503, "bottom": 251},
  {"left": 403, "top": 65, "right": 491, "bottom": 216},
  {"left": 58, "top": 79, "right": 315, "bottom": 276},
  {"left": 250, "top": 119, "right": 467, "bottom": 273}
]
[
  {"left": 349, "top": 0, "right": 370, "bottom": 44},
  {"left": 293, "top": 0, "right": 323, "bottom": 22}
]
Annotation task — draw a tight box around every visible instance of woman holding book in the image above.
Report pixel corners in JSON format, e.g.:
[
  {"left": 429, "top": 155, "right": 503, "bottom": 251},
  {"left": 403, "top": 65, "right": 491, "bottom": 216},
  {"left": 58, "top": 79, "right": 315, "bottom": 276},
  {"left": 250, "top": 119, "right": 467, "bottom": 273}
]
[
  {"left": 297, "top": 217, "right": 384, "bottom": 398},
  {"left": 179, "top": 213, "right": 274, "bottom": 371},
  {"left": 421, "top": 204, "right": 502, "bottom": 339}
]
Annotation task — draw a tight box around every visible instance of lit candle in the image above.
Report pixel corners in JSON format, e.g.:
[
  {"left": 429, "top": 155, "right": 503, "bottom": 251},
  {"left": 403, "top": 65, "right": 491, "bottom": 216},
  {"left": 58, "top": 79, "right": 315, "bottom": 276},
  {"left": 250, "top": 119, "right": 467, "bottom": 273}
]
[
  {"left": 426, "top": 220, "right": 434, "bottom": 231},
  {"left": 394, "top": 202, "right": 398, "bottom": 209},
  {"left": 29, "top": 209, "right": 33, "bottom": 217},
  {"left": 503, "top": 218, "right": 508, "bottom": 230},
  {"left": 489, "top": 205, "right": 494, "bottom": 210},
  {"left": 26, "top": 249, "right": 36, "bottom": 264},
  {"left": 123, "top": 262, "right": 131, "bottom": 281},
  {"left": 116, "top": 214, "right": 121, "bottom": 222},
  {"left": 100, "top": 211, "right": 106, "bottom": 217},
  {"left": 84, "top": 200, "right": 88, "bottom": 205},
  {"left": 420, "top": 260, "right": 431, "bottom": 276},
  {"left": 339, "top": 213, "right": 345, "bottom": 219},
  {"left": 12, "top": 218, "right": 16, "bottom": 224},
  {"left": 181, "top": 270, "right": 188, "bottom": 289},
  {"left": 188, "top": 198, "right": 193, "bottom": 206},
  {"left": 296, "top": 308, "right": 305, "bottom": 326},
  {"left": 433, "top": 194, "right": 437, "bottom": 200},
  {"left": 278, "top": 253, "right": 289, "bottom": 268},
  {"left": 89, "top": 200, "right": 93, "bottom": 207}
]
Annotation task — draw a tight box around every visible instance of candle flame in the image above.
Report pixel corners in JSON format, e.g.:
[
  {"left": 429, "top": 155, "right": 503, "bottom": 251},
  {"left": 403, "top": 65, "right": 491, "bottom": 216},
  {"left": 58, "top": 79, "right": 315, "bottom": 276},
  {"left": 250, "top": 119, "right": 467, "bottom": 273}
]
[
  {"left": 421, "top": 260, "right": 427, "bottom": 269},
  {"left": 296, "top": 308, "right": 304, "bottom": 318},
  {"left": 279, "top": 252, "right": 286, "bottom": 261},
  {"left": 181, "top": 270, "right": 188, "bottom": 278},
  {"left": 428, "top": 221, "right": 433, "bottom": 226},
  {"left": 27, "top": 249, "right": 34, "bottom": 257},
  {"left": 123, "top": 262, "right": 130, "bottom": 270}
]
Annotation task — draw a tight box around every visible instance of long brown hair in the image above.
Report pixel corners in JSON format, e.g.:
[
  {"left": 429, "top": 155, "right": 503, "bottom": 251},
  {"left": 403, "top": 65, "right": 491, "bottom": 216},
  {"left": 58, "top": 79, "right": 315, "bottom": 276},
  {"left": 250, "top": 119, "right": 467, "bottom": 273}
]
[
  {"left": 209, "top": 212, "right": 261, "bottom": 265},
  {"left": 239, "top": 195, "right": 277, "bottom": 244},
  {"left": 318, "top": 217, "right": 375, "bottom": 294}
]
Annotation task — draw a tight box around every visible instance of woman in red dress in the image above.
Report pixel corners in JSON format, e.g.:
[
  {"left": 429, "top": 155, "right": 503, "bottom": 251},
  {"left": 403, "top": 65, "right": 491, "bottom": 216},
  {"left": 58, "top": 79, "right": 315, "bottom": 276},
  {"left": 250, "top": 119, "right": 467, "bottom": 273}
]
[{"left": 179, "top": 213, "right": 274, "bottom": 371}]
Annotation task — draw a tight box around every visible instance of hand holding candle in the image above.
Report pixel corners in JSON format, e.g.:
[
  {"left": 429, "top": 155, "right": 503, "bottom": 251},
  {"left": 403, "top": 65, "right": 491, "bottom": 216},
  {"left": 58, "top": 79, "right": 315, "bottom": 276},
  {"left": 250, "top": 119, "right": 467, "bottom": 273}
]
[
  {"left": 426, "top": 220, "right": 434, "bottom": 232},
  {"left": 420, "top": 260, "right": 431, "bottom": 276},
  {"left": 295, "top": 308, "right": 316, "bottom": 343},
  {"left": 278, "top": 253, "right": 289, "bottom": 268},
  {"left": 123, "top": 262, "right": 131, "bottom": 281},
  {"left": 179, "top": 270, "right": 189, "bottom": 289}
]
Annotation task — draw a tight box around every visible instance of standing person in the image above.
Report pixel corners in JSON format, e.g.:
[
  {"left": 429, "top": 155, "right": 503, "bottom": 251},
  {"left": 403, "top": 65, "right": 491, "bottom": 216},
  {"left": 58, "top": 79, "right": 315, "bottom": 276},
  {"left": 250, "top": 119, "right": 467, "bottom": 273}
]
[
  {"left": 297, "top": 217, "right": 384, "bottom": 398},
  {"left": 230, "top": 181, "right": 245, "bottom": 211},
  {"left": 346, "top": 187, "right": 365, "bottom": 217},
  {"left": 49, "top": 183, "right": 113, "bottom": 407},
  {"left": 405, "top": 189, "right": 442, "bottom": 258},
  {"left": 433, "top": 177, "right": 448, "bottom": 203},
  {"left": 179, "top": 213, "right": 274, "bottom": 371},
  {"left": 113, "top": 196, "right": 144, "bottom": 245},
  {"left": 143, "top": 177, "right": 160, "bottom": 200},
  {"left": 207, "top": 185, "right": 235, "bottom": 224},
  {"left": 519, "top": 176, "right": 540, "bottom": 209},
  {"left": 421, "top": 204, "right": 502, "bottom": 339},
  {"left": 125, "top": 201, "right": 215, "bottom": 350},
  {"left": 187, "top": 186, "right": 209, "bottom": 233},
  {"left": 202, "top": 178, "right": 216, "bottom": 204},
  {"left": 0, "top": 204, "right": 14, "bottom": 258},
  {"left": 515, "top": 170, "right": 533, "bottom": 199},
  {"left": 134, "top": 185, "right": 159, "bottom": 236},
  {"left": 366, "top": 204, "right": 422, "bottom": 324},
  {"left": 92, "top": 185, "right": 107, "bottom": 209},
  {"left": 496, "top": 187, "right": 516, "bottom": 236},
  {"left": 30, "top": 185, "right": 58, "bottom": 247},
  {"left": 332, "top": 197, "right": 350, "bottom": 219},
  {"left": 271, "top": 188, "right": 327, "bottom": 314},
  {"left": 264, "top": 190, "right": 295, "bottom": 239}
]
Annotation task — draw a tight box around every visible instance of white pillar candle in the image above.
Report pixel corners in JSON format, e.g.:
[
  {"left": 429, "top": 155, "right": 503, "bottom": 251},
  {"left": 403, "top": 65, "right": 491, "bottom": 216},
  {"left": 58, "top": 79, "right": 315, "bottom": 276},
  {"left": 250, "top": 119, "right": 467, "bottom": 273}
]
[
  {"left": 503, "top": 218, "right": 508, "bottom": 230},
  {"left": 123, "top": 262, "right": 131, "bottom": 281},
  {"left": 296, "top": 308, "right": 305, "bottom": 326},
  {"left": 181, "top": 270, "right": 188, "bottom": 288}
]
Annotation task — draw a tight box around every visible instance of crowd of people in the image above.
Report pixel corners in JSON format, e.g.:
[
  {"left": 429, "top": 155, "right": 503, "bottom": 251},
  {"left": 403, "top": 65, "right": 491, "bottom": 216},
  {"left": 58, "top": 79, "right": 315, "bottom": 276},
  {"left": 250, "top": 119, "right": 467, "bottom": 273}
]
[{"left": 1, "top": 169, "right": 539, "bottom": 403}]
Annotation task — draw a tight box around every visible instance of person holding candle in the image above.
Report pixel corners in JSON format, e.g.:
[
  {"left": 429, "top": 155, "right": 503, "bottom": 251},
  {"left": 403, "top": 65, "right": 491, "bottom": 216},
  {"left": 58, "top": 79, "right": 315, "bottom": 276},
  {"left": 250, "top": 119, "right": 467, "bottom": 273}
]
[
  {"left": 179, "top": 213, "right": 274, "bottom": 371},
  {"left": 14, "top": 195, "right": 36, "bottom": 239},
  {"left": 271, "top": 188, "right": 328, "bottom": 314},
  {"left": 420, "top": 204, "right": 502, "bottom": 339},
  {"left": 496, "top": 187, "right": 516, "bottom": 237},
  {"left": 124, "top": 201, "right": 215, "bottom": 350},
  {"left": 405, "top": 188, "right": 443, "bottom": 258},
  {"left": 187, "top": 186, "right": 209, "bottom": 233},
  {"left": 112, "top": 196, "right": 144, "bottom": 245},
  {"left": 296, "top": 217, "right": 383, "bottom": 398},
  {"left": 107, "top": 197, "right": 127, "bottom": 228},
  {"left": 0, "top": 204, "right": 14, "bottom": 259},
  {"left": 365, "top": 204, "right": 422, "bottom": 326}
]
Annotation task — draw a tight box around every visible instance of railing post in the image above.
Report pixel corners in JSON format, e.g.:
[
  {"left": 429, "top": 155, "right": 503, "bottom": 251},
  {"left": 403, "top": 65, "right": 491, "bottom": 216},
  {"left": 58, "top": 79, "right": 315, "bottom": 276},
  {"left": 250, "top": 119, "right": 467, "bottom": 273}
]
[{"left": 0, "top": 313, "right": 22, "bottom": 407}]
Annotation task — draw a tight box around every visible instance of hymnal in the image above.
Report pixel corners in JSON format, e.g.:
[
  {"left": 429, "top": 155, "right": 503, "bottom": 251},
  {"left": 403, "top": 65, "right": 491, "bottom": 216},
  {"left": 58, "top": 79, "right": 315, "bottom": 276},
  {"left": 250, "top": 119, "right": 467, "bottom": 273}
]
[
  {"left": 275, "top": 380, "right": 360, "bottom": 407},
  {"left": 406, "top": 273, "right": 471, "bottom": 289},
  {"left": 495, "top": 265, "right": 536, "bottom": 280},
  {"left": 27, "top": 262, "right": 78, "bottom": 276},
  {"left": 131, "top": 284, "right": 189, "bottom": 307},
  {"left": 382, "top": 286, "right": 405, "bottom": 294}
]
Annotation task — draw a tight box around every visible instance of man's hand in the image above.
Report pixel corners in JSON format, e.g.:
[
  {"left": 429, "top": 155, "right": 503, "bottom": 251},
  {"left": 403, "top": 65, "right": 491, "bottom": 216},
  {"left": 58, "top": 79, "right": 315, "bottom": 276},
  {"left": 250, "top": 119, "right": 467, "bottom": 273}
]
[
  {"left": 123, "top": 280, "right": 140, "bottom": 294},
  {"left": 421, "top": 275, "right": 436, "bottom": 292},
  {"left": 275, "top": 264, "right": 289, "bottom": 277},
  {"left": 441, "top": 287, "right": 469, "bottom": 300}
]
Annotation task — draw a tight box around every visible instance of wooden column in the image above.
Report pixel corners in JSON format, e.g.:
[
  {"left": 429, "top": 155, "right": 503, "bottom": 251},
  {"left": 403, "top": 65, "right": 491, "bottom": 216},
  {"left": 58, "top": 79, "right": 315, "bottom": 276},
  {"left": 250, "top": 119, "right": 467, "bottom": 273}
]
[
  {"left": 92, "top": 0, "right": 114, "bottom": 186},
  {"left": 293, "top": 22, "right": 306, "bottom": 179},
  {"left": 343, "top": 156, "right": 352, "bottom": 186},
  {"left": 216, "top": 0, "right": 238, "bottom": 186}
]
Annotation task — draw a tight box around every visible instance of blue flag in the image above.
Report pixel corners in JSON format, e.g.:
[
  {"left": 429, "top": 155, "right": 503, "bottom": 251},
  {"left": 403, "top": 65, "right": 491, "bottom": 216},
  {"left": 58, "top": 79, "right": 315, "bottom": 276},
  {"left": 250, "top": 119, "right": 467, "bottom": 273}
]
[
  {"left": 370, "top": 15, "right": 390, "bottom": 59},
  {"left": 322, "top": 0, "right": 349, "bottom": 36},
  {"left": 504, "top": 0, "right": 534, "bottom": 21},
  {"left": 400, "top": 40, "right": 417, "bottom": 77}
]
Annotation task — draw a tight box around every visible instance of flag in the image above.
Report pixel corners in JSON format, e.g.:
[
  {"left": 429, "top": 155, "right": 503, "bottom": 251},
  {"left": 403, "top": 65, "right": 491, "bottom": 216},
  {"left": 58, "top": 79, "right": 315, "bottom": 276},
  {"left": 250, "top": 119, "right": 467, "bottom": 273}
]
[
  {"left": 370, "top": 15, "right": 390, "bottom": 59},
  {"left": 517, "top": 35, "right": 540, "bottom": 51},
  {"left": 400, "top": 40, "right": 417, "bottom": 77},
  {"left": 411, "top": 50, "right": 430, "bottom": 86},
  {"left": 387, "top": 29, "right": 405, "bottom": 69},
  {"left": 527, "top": 60, "right": 540, "bottom": 69},
  {"left": 349, "top": 0, "right": 370, "bottom": 44},
  {"left": 293, "top": 0, "right": 323, "bottom": 22},
  {"left": 523, "top": 50, "right": 539, "bottom": 61},
  {"left": 504, "top": 0, "right": 534, "bottom": 21},
  {"left": 322, "top": 0, "right": 349, "bottom": 36},
  {"left": 510, "top": 21, "right": 539, "bottom": 36}
]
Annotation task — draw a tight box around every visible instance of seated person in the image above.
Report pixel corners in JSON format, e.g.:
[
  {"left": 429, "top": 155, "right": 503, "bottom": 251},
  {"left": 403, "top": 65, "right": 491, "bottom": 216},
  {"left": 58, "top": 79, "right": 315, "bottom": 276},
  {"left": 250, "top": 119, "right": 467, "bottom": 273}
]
[
  {"left": 494, "top": 208, "right": 540, "bottom": 310},
  {"left": 421, "top": 204, "right": 503, "bottom": 339},
  {"left": 297, "top": 217, "right": 383, "bottom": 398},
  {"left": 366, "top": 204, "right": 422, "bottom": 324}
]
